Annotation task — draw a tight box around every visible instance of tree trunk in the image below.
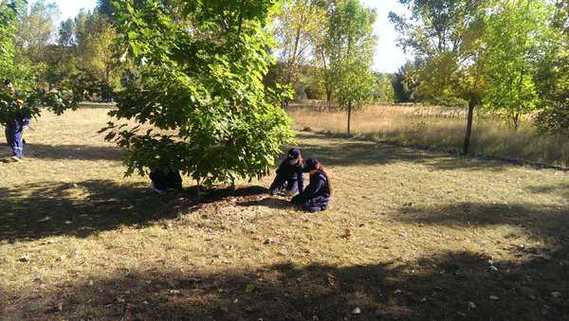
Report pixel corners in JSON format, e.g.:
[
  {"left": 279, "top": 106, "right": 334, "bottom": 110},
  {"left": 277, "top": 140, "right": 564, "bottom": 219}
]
[
  {"left": 463, "top": 100, "right": 475, "bottom": 155},
  {"left": 326, "top": 90, "right": 332, "bottom": 111},
  {"left": 286, "top": 10, "right": 305, "bottom": 86},
  {"left": 347, "top": 102, "right": 352, "bottom": 135},
  {"left": 512, "top": 112, "right": 520, "bottom": 130}
]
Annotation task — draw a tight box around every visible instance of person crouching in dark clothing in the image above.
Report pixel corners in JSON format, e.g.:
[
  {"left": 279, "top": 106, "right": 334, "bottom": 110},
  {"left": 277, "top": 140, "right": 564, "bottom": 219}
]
[
  {"left": 292, "top": 158, "right": 331, "bottom": 212},
  {"left": 150, "top": 167, "right": 183, "bottom": 194},
  {"left": 269, "top": 148, "right": 304, "bottom": 196}
]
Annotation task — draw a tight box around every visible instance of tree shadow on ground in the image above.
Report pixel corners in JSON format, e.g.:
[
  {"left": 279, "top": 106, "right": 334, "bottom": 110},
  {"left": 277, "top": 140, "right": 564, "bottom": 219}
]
[
  {"left": 238, "top": 197, "right": 292, "bottom": 209},
  {"left": 296, "top": 131, "right": 551, "bottom": 172},
  {"left": 0, "top": 180, "right": 177, "bottom": 242},
  {"left": 23, "top": 143, "right": 123, "bottom": 161},
  {"left": 527, "top": 183, "right": 569, "bottom": 200},
  {"left": 4, "top": 249, "right": 568, "bottom": 321},
  {"left": 0, "top": 181, "right": 268, "bottom": 242},
  {"left": 296, "top": 132, "right": 436, "bottom": 168},
  {"left": 396, "top": 202, "right": 569, "bottom": 245},
  {"left": 392, "top": 201, "right": 569, "bottom": 320}
]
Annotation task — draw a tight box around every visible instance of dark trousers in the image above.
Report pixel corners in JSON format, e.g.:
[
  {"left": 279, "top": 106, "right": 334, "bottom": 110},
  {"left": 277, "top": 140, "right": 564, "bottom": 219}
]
[
  {"left": 292, "top": 195, "right": 330, "bottom": 212},
  {"left": 5, "top": 125, "right": 24, "bottom": 158},
  {"left": 269, "top": 175, "right": 299, "bottom": 195}
]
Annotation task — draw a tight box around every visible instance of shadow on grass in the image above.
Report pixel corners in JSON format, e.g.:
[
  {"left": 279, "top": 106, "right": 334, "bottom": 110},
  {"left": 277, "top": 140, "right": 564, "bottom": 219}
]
[
  {"left": 396, "top": 202, "right": 569, "bottom": 244},
  {"left": 0, "top": 181, "right": 268, "bottom": 242},
  {"left": 390, "top": 201, "right": 569, "bottom": 318},
  {"left": 0, "top": 180, "right": 178, "bottom": 242},
  {"left": 527, "top": 183, "right": 569, "bottom": 200},
  {"left": 297, "top": 131, "right": 554, "bottom": 172},
  {"left": 5, "top": 250, "right": 568, "bottom": 321},
  {"left": 24, "top": 143, "right": 123, "bottom": 161},
  {"left": 238, "top": 197, "right": 292, "bottom": 209}
]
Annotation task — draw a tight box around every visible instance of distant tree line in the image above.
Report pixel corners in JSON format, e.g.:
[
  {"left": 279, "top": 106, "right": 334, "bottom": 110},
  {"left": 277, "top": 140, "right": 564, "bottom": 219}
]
[
  {"left": 2, "top": 0, "right": 567, "bottom": 149},
  {"left": 0, "top": 0, "right": 118, "bottom": 102},
  {"left": 270, "top": 0, "right": 568, "bottom": 150}
]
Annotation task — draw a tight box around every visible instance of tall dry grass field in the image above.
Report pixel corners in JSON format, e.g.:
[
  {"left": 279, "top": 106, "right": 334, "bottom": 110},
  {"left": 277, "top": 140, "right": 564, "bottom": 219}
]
[{"left": 288, "top": 104, "right": 569, "bottom": 168}]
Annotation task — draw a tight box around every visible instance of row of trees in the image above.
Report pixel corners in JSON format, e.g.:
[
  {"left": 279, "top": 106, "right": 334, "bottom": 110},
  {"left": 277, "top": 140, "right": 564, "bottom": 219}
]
[
  {"left": 271, "top": 0, "right": 379, "bottom": 133},
  {"left": 0, "top": 0, "right": 78, "bottom": 124},
  {"left": 1, "top": 0, "right": 117, "bottom": 100},
  {"left": 4, "top": 0, "right": 384, "bottom": 135},
  {"left": 2, "top": 0, "right": 567, "bottom": 185},
  {"left": 388, "top": 0, "right": 568, "bottom": 152},
  {"left": 272, "top": 0, "right": 568, "bottom": 151}
]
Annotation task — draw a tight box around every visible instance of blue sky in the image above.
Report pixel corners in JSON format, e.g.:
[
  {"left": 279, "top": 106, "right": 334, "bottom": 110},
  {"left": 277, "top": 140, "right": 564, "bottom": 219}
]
[{"left": 53, "top": 0, "right": 411, "bottom": 73}]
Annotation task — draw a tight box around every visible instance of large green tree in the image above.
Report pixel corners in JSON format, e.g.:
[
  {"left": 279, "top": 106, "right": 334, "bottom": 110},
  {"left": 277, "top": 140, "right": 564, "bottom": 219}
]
[
  {"left": 12, "top": 0, "right": 69, "bottom": 89},
  {"left": 535, "top": 0, "right": 568, "bottom": 135},
  {"left": 0, "top": 0, "right": 32, "bottom": 87},
  {"left": 271, "top": 0, "right": 325, "bottom": 96},
  {"left": 1, "top": 0, "right": 81, "bottom": 128},
  {"left": 322, "top": 0, "right": 376, "bottom": 134},
  {"left": 15, "top": 0, "right": 58, "bottom": 64},
  {"left": 391, "top": 0, "right": 491, "bottom": 154},
  {"left": 73, "top": 10, "right": 117, "bottom": 101},
  {"left": 0, "top": 0, "right": 19, "bottom": 78},
  {"left": 105, "top": 0, "right": 294, "bottom": 187},
  {"left": 481, "top": 0, "right": 553, "bottom": 129}
]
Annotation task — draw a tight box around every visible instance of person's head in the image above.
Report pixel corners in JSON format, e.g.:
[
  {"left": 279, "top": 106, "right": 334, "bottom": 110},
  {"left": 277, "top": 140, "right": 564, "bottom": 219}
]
[
  {"left": 287, "top": 148, "right": 302, "bottom": 165},
  {"left": 304, "top": 158, "right": 332, "bottom": 193},
  {"left": 304, "top": 158, "right": 322, "bottom": 174}
]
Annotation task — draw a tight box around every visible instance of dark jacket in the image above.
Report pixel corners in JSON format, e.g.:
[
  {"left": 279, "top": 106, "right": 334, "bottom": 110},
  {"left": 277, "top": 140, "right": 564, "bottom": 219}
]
[
  {"left": 292, "top": 171, "right": 330, "bottom": 205},
  {"left": 275, "top": 158, "right": 304, "bottom": 192},
  {"left": 150, "top": 167, "right": 183, "bottom": 191},
  {"left": 4, "top": 106, "right": 31, "bottom": 131}
]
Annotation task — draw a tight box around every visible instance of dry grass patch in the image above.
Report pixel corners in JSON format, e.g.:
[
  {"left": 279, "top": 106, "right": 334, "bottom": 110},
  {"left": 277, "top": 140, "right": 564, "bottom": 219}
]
[
  {"left": 0, "top": 107, "right": 568, "bottom": 320},
  {"left": 289, "top": 104, "right": 569, "bottom": 168}
]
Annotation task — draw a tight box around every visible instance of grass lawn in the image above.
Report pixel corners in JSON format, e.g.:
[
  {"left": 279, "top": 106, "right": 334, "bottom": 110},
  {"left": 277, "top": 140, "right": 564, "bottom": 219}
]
[{"left": 1, "top": 108, "right": 568, "bottom": 321}]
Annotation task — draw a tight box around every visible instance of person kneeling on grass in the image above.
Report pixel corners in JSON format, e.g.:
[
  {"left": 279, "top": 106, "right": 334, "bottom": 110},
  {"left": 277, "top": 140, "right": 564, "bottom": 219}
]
[
  {"left": 292, "top": 158, "right": 331, "bottom": 212},
  {"left": 269, "top": 148, "right": 304, "bottom": 196},
  {"left": 150, "top": 167, "right": 183, "bottom": 194}
]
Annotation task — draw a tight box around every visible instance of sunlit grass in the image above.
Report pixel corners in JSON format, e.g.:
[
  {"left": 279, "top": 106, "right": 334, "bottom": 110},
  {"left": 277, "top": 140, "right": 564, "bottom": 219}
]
[
  {"left": 288, "top": 104, "right": 569, "bottom": 168},
  {"left": 0, "top": 107, "right": 568, "bottom": 320}
]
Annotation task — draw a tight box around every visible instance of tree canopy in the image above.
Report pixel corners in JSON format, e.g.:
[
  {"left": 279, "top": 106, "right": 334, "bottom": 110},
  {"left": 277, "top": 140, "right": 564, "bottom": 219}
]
[
  {"left": 104, "top": 0, "right": 294, "bottom": 187},
  {"left": 321, "top": 0, "right": 377, "bottom": 133}
]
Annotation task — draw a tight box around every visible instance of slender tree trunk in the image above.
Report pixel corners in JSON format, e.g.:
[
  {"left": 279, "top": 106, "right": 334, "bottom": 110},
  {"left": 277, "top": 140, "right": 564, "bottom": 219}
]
[
  {"left": 512, "top": 112, "right": 521, "bottom": 130},
  {"left": 326, "top": 89, "right": 332, "bottom": 111},
  {"left": 463, "top": 100, "right": 476, "bottom": 155},
  {"left": 105, "top": 66, "right": 111, "bottom": 102},
  {"left": 286, "top": 9, "right": 306, "bottom": 86},
  {"left": 347, "top": 101, "right": 352, "bottom": 135}
]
